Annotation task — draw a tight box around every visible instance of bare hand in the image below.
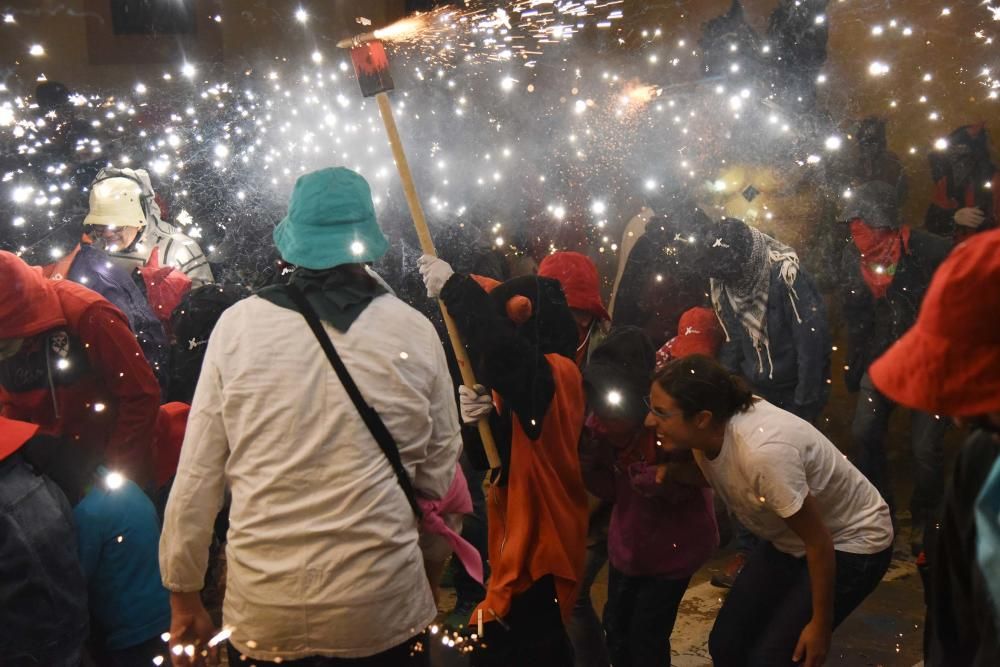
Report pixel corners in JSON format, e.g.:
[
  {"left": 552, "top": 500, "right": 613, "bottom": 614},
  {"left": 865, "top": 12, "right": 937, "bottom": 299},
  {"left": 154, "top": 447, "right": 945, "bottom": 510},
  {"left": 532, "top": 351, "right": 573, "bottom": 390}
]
[
  {"left": 655, "top": 463, "right": 669, "bottom": 484},
  {"left": 793, "top": 619, "right": 831, "bottom": 667},
  {"left": 954, "top": 207, "right": 985, "bottom": 229},
  {"left": 168, "top": 593, "right": 219, "bottom": 667}
]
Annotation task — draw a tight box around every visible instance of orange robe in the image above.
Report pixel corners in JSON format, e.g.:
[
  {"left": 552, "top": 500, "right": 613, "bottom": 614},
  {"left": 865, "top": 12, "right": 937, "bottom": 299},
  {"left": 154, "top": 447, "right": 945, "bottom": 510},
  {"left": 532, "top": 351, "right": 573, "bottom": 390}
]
[{"left": 473, "top": 352, "right": 589, "bottom": 624}]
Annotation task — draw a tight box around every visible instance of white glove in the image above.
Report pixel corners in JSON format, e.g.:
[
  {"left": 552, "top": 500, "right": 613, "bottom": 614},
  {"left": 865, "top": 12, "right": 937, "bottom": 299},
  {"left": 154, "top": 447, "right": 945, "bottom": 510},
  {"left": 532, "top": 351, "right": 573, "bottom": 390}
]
[
  {"left": 418, "top": 254, "right": 455, "bottom": 298},
  {"left": 458, "top": 384, "right": 494, "bottom": 424},
  {"left": 954, "top": 207, "right": 986, "bottom": 229}
]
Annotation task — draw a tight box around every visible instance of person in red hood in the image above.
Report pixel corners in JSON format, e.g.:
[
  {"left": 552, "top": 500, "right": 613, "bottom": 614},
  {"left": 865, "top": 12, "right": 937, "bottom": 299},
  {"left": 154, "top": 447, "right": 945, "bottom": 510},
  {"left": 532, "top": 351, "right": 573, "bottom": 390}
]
[
  {"left": 539, "top": 251, "right": 611, "bottom": 367},
  {"left": 0, "top": 251, "right": 160, "bottom": 486},
  {"left": 538, "top": 251, "right": 615, "bottom": 667}
]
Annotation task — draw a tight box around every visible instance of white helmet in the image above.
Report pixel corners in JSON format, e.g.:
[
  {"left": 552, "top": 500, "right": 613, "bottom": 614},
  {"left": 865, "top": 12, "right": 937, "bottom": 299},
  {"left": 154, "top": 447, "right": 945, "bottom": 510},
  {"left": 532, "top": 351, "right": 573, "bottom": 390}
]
[{"left": 83, "top": 176, "right": 147, "bottom": 228}]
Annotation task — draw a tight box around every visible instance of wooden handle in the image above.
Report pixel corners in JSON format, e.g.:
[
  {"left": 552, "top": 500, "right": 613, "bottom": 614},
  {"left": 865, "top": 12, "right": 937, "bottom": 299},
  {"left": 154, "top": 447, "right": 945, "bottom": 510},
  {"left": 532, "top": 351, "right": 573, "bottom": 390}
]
[{"left": 375, "top": 92, "right": 501, "bottom": 471}]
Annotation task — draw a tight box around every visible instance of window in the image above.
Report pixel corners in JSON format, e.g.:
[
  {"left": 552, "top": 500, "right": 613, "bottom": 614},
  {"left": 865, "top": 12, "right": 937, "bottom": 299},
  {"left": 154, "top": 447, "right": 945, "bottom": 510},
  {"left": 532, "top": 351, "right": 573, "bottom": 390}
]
[{"left": 110, "top": 0, "right": 196, "bottom": 36}]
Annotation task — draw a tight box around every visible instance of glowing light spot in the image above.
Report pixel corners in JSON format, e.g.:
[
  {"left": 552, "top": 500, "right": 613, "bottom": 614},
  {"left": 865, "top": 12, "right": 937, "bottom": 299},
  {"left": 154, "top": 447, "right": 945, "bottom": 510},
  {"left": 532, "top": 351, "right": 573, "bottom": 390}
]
[
  {"left": 29, "top": 44, "right": 45, "bottom": 56},
  {"left": 591, "top": 200, "right": 606, "bottom": 216},
  {"left": 181, "top": 62, "right": 196, "bottom": 78},
  {"left": 825, "top": 136, "right": 842, "bottom": 151},
  {"left": 350, "top": 241, "right": 365, "bottom": 255},
  {"left": 868, "top": 61, "right": 890, "bottom": 76},
  {"left": 295, "top": 8, "right": 308, "bottom": 23},
  {"left": 934, "top": 138, "right": 949, "bottom": 150},
  {"left": 94, "top": 402, "right": 106, "bottom": 412},
  {"left": 105, "top": 471, "right": 125, "bottom": 490},
  {"left": 607, "top": 390, "right": 622, "bottom": 406}
]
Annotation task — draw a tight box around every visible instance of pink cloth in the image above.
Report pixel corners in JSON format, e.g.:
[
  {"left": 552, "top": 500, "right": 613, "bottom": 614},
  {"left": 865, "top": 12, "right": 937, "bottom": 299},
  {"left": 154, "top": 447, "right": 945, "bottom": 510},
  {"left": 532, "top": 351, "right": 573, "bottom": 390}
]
[{"left": 418, "top": 464, "right": 484, "bottom": 584}]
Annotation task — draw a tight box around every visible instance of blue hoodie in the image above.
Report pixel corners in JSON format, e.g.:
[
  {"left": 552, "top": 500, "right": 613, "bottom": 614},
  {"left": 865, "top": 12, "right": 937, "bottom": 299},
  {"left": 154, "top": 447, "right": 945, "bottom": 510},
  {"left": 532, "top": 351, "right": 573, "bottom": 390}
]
[{"left": 73, "top": 467, "right": 170, "bottom": 650}]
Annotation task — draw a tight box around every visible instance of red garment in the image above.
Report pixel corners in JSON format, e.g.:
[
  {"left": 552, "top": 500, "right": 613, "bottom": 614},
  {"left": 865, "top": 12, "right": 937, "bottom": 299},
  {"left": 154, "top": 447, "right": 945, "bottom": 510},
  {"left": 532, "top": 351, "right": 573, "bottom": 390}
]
[
  {"left": 0, "top": 415, "right": 39, "bottom": 460},
  {"left": 0, "top": 251, "right": 160, "bottom": 484},
  {"left": 538, "top": 252, "right": 610, "bottom": 323},
  {"left": 151, "top": 402, "right": 189, "bottom": 489},
  {"left": 655, "top": 307, "right": 725, "bottom": 370},
  {"left": 849, "top": 220, "right": 912, "bottom": 299},
  {"left": 139, "top": 247, "right": 192, "bottom": 336},
  {"left": 473, "top": 353, "right": 589, "bottom": 624},
  {"left": 870, "top": 228, "right": 1000, "bottom": 416}
]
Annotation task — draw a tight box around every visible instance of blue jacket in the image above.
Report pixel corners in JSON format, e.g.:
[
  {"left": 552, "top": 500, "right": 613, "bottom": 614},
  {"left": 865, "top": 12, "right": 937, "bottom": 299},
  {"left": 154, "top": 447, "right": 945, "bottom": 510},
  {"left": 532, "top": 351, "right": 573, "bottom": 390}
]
[
  {"left": 717, "top": 264, "right": 831, "bottom": 421},
  {"left": 74, "top": 468, "right": 170, "bottom": 651},
  {"left": 65, "top": 243, "right": 170, "bottom": 395},
  {"left": 0, "top": 453, "right": 89, "bottom": 666}
]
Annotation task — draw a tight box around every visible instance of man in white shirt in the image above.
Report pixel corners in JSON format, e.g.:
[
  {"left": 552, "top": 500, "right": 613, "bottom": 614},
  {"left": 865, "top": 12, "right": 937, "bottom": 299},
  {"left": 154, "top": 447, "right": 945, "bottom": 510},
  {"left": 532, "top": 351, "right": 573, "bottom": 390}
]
[
  {"left": 159, "top": 168, "right": 462, "bottom": 666},
  {"left": 645, "top": 354, "right": 892, "bottom": 667}
]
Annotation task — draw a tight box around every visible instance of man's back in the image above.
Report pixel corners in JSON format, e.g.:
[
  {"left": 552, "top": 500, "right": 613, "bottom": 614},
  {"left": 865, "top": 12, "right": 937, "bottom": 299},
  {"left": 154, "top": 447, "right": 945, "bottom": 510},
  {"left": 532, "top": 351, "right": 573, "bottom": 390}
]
[{"left": 161, "top": 292, "right": 461, "bottom": 661}]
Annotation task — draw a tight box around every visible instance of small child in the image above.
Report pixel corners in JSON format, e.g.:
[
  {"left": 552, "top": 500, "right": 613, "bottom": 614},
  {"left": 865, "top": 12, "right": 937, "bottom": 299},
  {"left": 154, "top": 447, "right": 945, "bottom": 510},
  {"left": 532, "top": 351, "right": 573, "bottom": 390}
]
[
  {"left": 579, "top": 327, "right": 718, "bottom": 667},
  {"left": 74, "top": 467, "right": 171, "bottom": 667}
]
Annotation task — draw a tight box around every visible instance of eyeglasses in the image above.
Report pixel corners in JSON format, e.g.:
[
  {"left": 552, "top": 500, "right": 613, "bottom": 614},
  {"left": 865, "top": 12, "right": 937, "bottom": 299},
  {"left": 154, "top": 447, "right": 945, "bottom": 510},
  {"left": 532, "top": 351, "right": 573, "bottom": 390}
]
[{"left": 644, "top": 395, "right": 678, "bottom": 420}]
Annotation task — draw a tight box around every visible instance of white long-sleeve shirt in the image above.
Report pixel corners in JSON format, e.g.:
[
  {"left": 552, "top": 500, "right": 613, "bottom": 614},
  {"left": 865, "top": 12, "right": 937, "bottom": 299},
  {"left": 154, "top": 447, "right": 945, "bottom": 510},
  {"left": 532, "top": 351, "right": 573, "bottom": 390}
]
[{"left": 160, "top": 293, "right": 461, "bottom": 661}]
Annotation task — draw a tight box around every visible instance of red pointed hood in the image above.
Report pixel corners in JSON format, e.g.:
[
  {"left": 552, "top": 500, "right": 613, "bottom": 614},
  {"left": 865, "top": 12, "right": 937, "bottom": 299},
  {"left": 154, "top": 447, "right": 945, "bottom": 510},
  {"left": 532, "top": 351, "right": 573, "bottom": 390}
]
[
  {"left": 0, "top": 251, "right": 67, "bottom": 339},
  {"left": 0, "top": 416, "right": 39, "bottom": 461},
  {"left": 538, "top": 251, "right": 610, "bottom": 321}
]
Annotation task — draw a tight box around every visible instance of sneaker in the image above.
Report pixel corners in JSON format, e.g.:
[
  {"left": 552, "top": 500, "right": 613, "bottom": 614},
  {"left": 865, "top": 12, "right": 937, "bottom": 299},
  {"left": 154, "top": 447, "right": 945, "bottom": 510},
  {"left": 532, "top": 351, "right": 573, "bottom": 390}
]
[
  {"left": 711, "top": 552, "right": 747, "bottom": 588},
  {"left": 444, "top": 600, "right": 480, "bottom": 630}
]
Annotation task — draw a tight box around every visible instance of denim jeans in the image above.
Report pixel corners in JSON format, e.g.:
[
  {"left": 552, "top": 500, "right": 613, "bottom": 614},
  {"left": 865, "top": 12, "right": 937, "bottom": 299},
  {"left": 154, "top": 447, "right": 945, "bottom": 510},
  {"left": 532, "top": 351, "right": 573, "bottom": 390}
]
[
  {"left": 852, "top": 372, "right": 948, "bottom": 528},
  {"left": 709, "top": 541, "right": 892, "bottom": 666},
  {"left": 603, "top": 566, "right": 691, "bottom": 667},
  {"left": 226, "top": 632, "right": 430, "bottom": 666},
  {"left": 567, "top": 538, "right": 612, "bottom": 667}
]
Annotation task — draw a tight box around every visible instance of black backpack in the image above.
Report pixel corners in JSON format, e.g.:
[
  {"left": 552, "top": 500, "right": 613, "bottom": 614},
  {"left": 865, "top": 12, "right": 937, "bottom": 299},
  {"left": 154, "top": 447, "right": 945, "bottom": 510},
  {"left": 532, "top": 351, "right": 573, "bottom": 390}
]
[{"left": 167, "top": 284, "right": 250, "bottom": 403}]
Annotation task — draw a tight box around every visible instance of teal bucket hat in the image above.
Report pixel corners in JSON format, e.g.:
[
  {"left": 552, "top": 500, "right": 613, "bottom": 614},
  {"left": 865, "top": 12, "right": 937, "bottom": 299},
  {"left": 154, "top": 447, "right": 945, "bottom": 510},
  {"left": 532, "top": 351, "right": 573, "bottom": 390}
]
[{"left": 273, "top": 167, "right": 389, "bottom": 270}]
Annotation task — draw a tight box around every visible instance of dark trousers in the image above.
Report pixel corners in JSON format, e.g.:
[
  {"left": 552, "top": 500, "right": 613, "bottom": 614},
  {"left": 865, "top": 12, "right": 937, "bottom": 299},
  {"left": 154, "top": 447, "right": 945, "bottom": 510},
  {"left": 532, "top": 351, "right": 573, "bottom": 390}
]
[
  {"left": 470, "top": 575, "right": 574, "bottom": 667},
  {"left": 709, "top": 541, "right": 892, "bottom": 667},
  {"left": 852, "top": 372, "right": 947, "bottom": 529},
  {"left": 226, "top": 632, "right": 430, "bottom": 667},
  {"left": 603, "top": 566, "right": 691, "bottom": 667},
  {"left": 567, "top": 538, "right": 612, "bottom": 667},
  {"left": 452, "top": 453, "right": 489, "bottom": 608}
]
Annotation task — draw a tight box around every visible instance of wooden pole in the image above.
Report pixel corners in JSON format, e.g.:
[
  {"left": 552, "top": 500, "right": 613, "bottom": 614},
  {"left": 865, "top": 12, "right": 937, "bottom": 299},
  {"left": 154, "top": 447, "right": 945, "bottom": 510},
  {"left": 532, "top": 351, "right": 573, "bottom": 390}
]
[{"left": 375, "top": 92, "right": 501, "bottom": 471}]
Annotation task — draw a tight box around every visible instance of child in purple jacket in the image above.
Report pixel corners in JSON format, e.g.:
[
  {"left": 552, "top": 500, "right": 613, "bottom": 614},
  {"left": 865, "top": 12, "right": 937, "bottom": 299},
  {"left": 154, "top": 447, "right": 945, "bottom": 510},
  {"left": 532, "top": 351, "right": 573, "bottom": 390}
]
[{"left": 579, "top": 327, "right": 718, "bottom": 667}]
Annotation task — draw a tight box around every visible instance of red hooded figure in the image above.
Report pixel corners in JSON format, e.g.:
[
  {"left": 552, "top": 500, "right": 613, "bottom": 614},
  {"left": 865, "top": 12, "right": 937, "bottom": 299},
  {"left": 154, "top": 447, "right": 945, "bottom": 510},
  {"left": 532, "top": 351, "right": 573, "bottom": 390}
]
[
  {"left": 0, "top": 251, "right": 160, "bottom": 484},
  {"left": 538, "top": 251, "right": 611, "bottom": 366}
]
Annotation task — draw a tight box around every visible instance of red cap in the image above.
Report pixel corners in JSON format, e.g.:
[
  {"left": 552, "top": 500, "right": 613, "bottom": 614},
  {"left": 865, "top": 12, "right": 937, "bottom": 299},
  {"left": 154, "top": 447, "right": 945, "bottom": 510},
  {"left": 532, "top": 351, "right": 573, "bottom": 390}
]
[
  {"left": 538, "top": 251, "right": 610, "bottom": 322},
  {"left": 656, "top": 307, "right": 725, "bottom": 370},
  {"left": 870, "top": 228, "right": 1000, "bottom": 416},
  {"left": 0, "top": 416, "right": 40, "bottom": 461}
]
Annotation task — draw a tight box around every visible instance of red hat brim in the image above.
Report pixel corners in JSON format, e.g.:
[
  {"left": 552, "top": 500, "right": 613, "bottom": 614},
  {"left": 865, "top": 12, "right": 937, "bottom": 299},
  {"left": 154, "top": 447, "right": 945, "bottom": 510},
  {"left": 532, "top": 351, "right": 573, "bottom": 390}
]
[
  {"left": 0, "top": 416, "right": 39, "bottom": 461},
  {"left": 870, "top": 326, "right": 1000, "bottom": 417}
]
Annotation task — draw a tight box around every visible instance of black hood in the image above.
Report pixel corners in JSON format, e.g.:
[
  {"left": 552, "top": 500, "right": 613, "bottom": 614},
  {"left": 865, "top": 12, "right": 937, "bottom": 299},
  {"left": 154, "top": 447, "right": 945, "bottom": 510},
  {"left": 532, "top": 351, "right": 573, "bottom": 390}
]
[
  {"left": 583, "top": 326, "right": 655, "bottom": 424},
  {"left": 488, "top": 275, "right": 578, "bottom": 361},
  {"left": 841, "top": 181, "right": 901, "bottom": 229}
]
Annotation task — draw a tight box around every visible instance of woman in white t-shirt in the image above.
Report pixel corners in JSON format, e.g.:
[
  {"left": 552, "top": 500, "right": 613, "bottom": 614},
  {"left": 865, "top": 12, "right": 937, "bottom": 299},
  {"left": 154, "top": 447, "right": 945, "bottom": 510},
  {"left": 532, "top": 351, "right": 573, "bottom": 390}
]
[{"left": 645, "top": 355, "right": 893, "bottom": 667}]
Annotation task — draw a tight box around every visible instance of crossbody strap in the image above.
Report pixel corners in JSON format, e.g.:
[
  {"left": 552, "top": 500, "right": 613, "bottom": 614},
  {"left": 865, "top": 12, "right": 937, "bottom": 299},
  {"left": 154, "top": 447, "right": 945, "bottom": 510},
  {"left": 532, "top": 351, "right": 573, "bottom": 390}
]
[{"left": 284, "top": 284, "right": 422, "bottom": 520}]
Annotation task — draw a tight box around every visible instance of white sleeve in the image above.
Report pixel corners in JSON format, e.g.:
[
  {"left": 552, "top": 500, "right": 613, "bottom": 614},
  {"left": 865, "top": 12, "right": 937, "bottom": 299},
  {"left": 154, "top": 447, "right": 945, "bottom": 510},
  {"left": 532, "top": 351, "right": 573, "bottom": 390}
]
[
  {"left": 749, "top": 442, "right": 808, "bottom": 519},
  {"left": 159, "top": 340, "right": 229, "bottom": 591},
  {"left": 411, "top": 333, "right": 461, "bottom": 500}
]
